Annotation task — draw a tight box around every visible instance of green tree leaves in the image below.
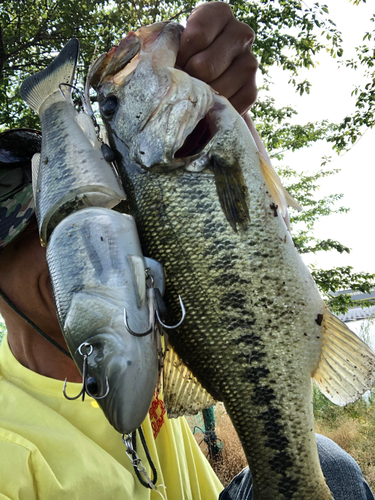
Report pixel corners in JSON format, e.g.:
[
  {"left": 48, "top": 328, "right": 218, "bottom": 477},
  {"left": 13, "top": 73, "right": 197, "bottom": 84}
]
[{"left": 1, "top": 0, "right": 374, "bottom": 313}]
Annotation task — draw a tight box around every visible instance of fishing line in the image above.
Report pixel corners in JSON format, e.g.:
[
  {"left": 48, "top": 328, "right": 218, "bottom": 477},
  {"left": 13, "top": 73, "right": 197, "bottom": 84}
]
[
  {"left": 0, "top": 286, "right": 72, "bottom": 359},
  {"left": 136, "top": 426, "right": 158, "bottom": 487},
  {"left": 123, "top": 428, "right": 163, "bottom": 493}
]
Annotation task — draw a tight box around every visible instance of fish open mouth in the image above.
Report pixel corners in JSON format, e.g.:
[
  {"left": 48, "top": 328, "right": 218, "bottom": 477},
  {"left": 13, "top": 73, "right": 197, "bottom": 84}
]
[{"left": 174, "top": 113, "right": 216, "bottom": 159}]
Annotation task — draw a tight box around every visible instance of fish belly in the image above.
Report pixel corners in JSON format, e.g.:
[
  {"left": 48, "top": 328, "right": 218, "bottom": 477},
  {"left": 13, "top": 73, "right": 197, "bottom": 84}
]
[{"left": 121, "top": 161, "right": 334, "bottom": 499}]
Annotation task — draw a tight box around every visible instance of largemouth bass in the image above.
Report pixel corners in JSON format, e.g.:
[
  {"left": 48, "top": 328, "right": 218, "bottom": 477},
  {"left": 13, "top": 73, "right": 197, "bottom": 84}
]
[
  {"left": 20, "top": 38, "right": 125, "bottom": 246},
  {"left": 89, "top": 22, "right": 375, "bottom": 499}
]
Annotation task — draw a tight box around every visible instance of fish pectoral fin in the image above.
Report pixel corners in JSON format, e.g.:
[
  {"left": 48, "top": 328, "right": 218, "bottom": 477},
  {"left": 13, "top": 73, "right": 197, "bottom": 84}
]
[
  {"left": 258, "top": 153, "right": 302, "bottom": 215},
  {"left": 20, "top": 38, "right": 79, "bottom": 114},
  {"left": 313, "top": 310, "right": 375, "bottom": 406},
  {"left": 211, "top": 154, "right": 250, "bottom": 233},
  {"left": 162, "top": 345, "right": 216, "bottom": 417}
]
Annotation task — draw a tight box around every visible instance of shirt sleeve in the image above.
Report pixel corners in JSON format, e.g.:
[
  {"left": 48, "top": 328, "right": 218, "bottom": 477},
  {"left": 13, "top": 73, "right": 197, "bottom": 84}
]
[{"left": 0, "top": 435, "right": 37, "bottom": 500}]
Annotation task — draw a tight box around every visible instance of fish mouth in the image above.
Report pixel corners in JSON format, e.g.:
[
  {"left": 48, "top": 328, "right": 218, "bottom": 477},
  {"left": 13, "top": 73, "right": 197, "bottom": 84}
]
[
  {"left": 89, "top": 21, "right": 216, "bottom": 170},
  {"left": 174, "top": 112, "right": 217, "bottom": 159}
]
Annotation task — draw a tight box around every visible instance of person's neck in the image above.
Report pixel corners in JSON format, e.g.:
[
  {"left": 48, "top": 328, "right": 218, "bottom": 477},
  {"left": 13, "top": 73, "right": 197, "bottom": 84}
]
[{"left": 5, "top": 314, "right": 81, "bottom": 382}]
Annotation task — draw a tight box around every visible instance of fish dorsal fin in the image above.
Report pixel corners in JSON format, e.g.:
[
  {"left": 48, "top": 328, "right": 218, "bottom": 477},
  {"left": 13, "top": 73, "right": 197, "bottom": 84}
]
[
  {"left": 211, "top": 154, "right": 250, "bottom": 233},
  {"left": 313, "top": 310, "right": 375, "bottom": 406},
  {"left": 20, "top": 38, "right": 79, "bottom": 114},
  {"left": 258, "top": 153, "right": 302, "bottom": 216},
  {"left": 162, "top": 345, "right": 216, "bottom": 417},
  {"left": 31, "top": 153, "right": 41, "bottom": 202}
]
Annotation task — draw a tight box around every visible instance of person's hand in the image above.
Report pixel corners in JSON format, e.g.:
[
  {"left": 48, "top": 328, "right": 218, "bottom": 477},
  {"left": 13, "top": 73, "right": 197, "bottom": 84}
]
[{"left": 176, "top": 2, "right": 257, "bottom": 116}]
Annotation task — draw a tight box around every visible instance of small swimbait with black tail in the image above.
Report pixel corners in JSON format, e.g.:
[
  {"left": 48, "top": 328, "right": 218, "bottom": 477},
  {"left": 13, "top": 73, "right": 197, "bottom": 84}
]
[{"left": 20, "top": 38, "right": 125, "bottom": 246}]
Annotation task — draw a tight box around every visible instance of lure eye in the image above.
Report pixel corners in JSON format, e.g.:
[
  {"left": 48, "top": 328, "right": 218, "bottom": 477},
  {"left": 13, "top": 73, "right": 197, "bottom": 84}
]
[
  {"left": 86, "top": 376, "right": 99, "bottom": 396},
  {"left": 101, "top": 96, "right": 118, "bottom": 118}
]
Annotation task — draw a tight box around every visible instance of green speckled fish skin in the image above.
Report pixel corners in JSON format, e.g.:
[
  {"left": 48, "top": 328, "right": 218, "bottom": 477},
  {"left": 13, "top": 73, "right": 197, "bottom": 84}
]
[
  {"left": 91, "top": 22, "right": 339, "bottom": 499},
  {"left": 107, "top": 141, "right": 331, "bottom": 500}
]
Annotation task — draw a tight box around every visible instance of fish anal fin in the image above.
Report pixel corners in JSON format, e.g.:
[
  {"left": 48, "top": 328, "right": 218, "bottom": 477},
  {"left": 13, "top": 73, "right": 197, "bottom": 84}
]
[
  {"left": 258, "top": 153, "right": 302, "bottom": 216},
  {"left": 313, "top": 310, "right": 375, "bottom": 406},
  {"left": 163, "top": 345, "right": 217, "bottom": 417},
  {"left": 211, "top": 154, "right": 250, "bottom": 233}
]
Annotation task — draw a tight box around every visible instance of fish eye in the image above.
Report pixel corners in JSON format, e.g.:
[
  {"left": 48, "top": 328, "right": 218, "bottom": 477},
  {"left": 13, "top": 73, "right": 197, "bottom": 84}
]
[
  {"left": 101, "top": 95, "right": 118, "bottom": 118},
  {"left": 86, "top": 376, "right": 99, "bottom": 396}
]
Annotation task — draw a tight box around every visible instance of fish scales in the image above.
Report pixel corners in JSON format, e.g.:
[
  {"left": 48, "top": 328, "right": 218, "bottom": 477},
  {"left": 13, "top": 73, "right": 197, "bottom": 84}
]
[{"left": 119, "top": 159, "right": 328, "bottom": 499}]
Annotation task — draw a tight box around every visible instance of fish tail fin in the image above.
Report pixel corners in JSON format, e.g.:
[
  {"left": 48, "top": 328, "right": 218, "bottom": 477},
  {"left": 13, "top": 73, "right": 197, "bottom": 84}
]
[
  {"left": 20, "top": 38, "right": 79, "bottom": 114},
  {"left": 313, "top": 309, "right": 375, "bottom": 405}
]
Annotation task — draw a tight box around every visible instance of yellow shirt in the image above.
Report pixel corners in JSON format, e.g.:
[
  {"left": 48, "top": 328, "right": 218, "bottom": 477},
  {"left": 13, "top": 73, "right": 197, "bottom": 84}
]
[{"left": 0, "top": 335, "right": 223, "bottom": 499}]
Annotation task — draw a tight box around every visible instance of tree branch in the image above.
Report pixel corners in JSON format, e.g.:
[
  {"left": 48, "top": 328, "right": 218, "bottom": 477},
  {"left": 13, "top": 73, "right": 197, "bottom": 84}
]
[{"left": 0, "top": 26, "right": 8, "bottom": 79}]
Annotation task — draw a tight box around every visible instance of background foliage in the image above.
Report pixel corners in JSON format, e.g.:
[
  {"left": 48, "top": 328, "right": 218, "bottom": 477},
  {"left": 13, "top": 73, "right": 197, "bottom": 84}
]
[{"left": 1, "top": 0, "right": 375, "bottom": 312}]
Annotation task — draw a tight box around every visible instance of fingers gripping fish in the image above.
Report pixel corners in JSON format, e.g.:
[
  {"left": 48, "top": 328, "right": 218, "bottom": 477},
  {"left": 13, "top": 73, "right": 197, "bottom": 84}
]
[{"left": 89, "top": 22, "right": 375, "bottom": 500}]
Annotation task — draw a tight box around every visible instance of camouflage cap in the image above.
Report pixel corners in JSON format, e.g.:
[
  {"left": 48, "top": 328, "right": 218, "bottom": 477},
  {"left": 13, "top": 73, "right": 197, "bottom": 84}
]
[
  {"left": 0, "top": 182, "right": 35, "bottom": 250},
  {"left": 0, "top": 129, "right": 41, "bottom": 250}
]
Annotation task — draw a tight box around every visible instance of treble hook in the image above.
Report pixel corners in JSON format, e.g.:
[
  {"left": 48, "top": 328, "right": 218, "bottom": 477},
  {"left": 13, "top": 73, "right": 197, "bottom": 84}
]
[
  {"left": 124, "top": 263, "right": 186, "bottom": 335},
  {"left": 85, "top": 375, "right": 110, "bottom": 400},
  {"left": 155, "top": 295, "right": 185, "bottom": 329},
  {"left": 63, "top": 342, "right": 110, "bottom": 401},
  {"left": 123, "top": 309, "right": 153, "bottom": 337}
]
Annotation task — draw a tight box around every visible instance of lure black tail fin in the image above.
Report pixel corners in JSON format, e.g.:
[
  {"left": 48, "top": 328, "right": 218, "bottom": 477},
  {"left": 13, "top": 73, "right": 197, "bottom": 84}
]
[{"left": 20, "top": 38, "right": 79, "bottom": 114}]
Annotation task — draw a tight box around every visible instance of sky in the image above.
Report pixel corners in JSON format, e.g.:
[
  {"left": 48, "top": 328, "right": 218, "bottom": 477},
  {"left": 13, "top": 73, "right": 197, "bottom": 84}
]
[{"left": 261, "top": 0, "right": 375, "bottom": 276}]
